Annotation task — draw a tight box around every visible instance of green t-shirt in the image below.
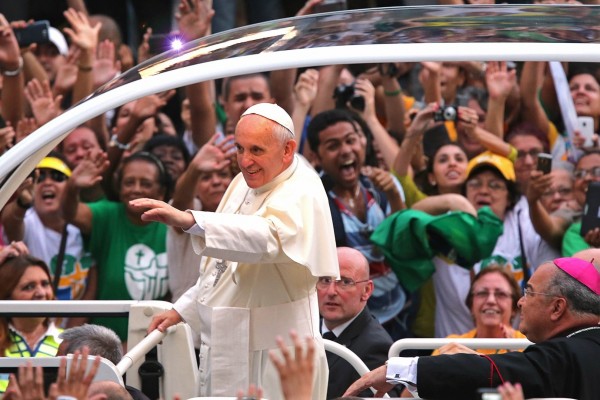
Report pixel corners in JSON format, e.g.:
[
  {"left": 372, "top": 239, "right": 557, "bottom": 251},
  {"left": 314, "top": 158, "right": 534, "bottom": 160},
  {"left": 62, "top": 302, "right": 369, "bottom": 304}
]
[
  {"left": 87, "top": 200, "right": 168, "bottom": 340},
  {"left": 562, "top": 221, "right": 589, "bottom": 257}
]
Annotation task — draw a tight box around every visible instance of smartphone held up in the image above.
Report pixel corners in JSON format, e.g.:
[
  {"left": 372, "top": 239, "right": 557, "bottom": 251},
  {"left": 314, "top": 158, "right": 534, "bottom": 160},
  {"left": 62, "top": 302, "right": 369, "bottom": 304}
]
[
  {"left": 536, "top": 153, "right": 552, "bottom": 175},
  {"left": 13, "top": 20, "right": 50, "bottom": 48}
]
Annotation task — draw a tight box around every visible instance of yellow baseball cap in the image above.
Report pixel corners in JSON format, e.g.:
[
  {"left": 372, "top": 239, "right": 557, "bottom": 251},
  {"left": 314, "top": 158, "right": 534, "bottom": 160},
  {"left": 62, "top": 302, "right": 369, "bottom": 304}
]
[
  {"left": 36, "top": 156, "right": 72, "bottom": 177},
  {"left": 466, "top": 151, "right": 515, "bottom": 182}
]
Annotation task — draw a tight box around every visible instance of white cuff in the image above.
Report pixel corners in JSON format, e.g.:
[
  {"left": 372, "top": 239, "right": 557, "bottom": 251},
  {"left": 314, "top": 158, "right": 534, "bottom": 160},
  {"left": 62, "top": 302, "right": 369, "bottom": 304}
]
[
  {"left": 386, "top": 356, "right": 419, "bottom": 397},
  {"left": 183, "top": 210, "right": 205, "bottom": 236}
]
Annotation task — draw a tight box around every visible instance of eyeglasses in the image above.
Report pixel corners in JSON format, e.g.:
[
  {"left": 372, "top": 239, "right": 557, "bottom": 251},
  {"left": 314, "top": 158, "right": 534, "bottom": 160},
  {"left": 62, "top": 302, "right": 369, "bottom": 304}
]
[
  {"left": 316, "top": 276, "right": 369, "bottom": 290},
  {"left": 472, "top": 290, "right": 512, "bottom": 301},
  {"left": 466, "top": 179, "right": 507, "bottom": 192},
  {"left": 36, "top": 169, "right": 68, "bottom": 184},
  {"left": 574, "top": 167, "right": 600, "bottom": 180},
  {"left": 516, "top": 149, "right": 542, "bottom": 160},
  {"left": 522, "top": 288, "right": 559, "bottom": 298},
  {"left": 541, "top": 187, "right": 572, "bottom": 198}
]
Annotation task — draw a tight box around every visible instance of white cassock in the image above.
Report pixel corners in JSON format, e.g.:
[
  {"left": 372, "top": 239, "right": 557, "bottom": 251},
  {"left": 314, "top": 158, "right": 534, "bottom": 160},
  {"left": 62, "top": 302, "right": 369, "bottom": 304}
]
[{"left": 174, "top": 155, "right": 339, "bottom": 398}]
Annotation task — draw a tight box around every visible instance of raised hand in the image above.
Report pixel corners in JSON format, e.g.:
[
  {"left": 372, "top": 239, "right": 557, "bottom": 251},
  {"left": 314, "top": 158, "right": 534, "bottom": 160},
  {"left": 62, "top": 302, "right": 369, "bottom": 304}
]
[
  {"left": 0, "top": 124, "right": 16, "bottom": 150},
  {"left": 4, "top": 362, "right": 46, "bottom": 400},
  {"left": 0, "top": 14, "right": 21, "bottom": 70},
  {"left": 269, "top": 331, "right": 314, "bottom": 400},
  {"left": 15, "top": 117, "right": 38, "bottom": 143},
  {"left": 0, "top": 241, "right": 29, "bottom": 265},
  {"left": 176, "top": 0, "right": 215, "bottom": 41},
  {"left": 294, "top": 68, "right": 319, "bottom": 109},
  {"left": 24, "top": 78, "right": 63, "bottom": 125},
  {"left": 191, "top": 133, "right": 234, "bottom": 173},
  {"left": 63, "top": 8, "right": 101, "bottom": 52},
  {"left": 485, "top": 61, "right": 517, "bottom": 101},
  {"left": 49, "top": 347, "right": 102, "bottom": 400},
  {"left": 53, "top": 47, "right": 79, "bottom": 94},
  {"left": 94, "top": 40, "right": 121, "bottom": 88},
  {"left": 70, "top": 149, "right": 109, "bottom": 189}
]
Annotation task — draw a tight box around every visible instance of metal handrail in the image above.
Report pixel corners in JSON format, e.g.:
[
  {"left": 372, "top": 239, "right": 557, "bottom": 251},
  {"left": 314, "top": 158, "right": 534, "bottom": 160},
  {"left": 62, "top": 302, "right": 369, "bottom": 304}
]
[{"left": 388, "top": 338, "right": 533, "bottom": 358}]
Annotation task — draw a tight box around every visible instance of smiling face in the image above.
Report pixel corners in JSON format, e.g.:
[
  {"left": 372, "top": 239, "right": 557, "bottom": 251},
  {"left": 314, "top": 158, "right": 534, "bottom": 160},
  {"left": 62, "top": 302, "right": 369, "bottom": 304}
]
[
  {"left": 316, "top": 121, "right": 365, "bottom": 189},
  {"left": 570, "top": 73, "right": 600, "bottom": 123},
  {"left": 429, "top": 144, "right": 468, "bottom": 193},
  {"left": 466, "top": 169, "right": 510, "bottom": 220},
  {"left": 573, "top": 153, "right": 600, "bottom": 207},
  {"left": 234, "top": 115, "right": 295, "bottom": 189},
  {"left": 10, "top": 266, "right": 53, "bottom": 301},
  {"left": 470, "top": 271, "right": 516, "bottom": 331}
]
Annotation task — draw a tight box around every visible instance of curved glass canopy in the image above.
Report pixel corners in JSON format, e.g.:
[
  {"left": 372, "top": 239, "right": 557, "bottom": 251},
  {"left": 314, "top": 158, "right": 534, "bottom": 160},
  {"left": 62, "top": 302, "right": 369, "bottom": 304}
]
[{"left": 1, "top": 4, "right": 600, "bottom": 208}]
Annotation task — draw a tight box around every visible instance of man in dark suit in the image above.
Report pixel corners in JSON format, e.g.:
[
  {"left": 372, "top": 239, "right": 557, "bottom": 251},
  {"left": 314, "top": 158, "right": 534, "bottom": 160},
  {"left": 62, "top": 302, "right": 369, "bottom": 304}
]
[{"left": 318, "top": 246, "right": 396, "bottom": 399}]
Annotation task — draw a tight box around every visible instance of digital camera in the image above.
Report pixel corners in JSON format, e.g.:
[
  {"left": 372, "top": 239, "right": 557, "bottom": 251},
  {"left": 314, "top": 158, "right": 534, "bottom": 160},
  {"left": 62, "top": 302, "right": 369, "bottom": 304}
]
[
  {"left": 333, "top": 83, "right": 365, "bottom": 111},
  {"left": 433, "top": 105, "right": 458, "bottom": 122}
]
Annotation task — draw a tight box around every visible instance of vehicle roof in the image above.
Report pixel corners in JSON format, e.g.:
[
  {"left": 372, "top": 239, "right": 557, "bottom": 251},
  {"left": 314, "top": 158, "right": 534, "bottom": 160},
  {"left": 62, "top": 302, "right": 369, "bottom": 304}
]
[{"left": 1, "top": 4, "right": 600, "bottom": 208}]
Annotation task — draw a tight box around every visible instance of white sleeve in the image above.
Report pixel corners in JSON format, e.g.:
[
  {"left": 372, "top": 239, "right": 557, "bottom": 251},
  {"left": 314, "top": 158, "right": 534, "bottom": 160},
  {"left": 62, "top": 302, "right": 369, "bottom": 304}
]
[
  {"left": 183, "top": 210, "right": 206, "bottom": 236},
  {"left": 386, "top": 357, "right": 420, "bottom": 397}
]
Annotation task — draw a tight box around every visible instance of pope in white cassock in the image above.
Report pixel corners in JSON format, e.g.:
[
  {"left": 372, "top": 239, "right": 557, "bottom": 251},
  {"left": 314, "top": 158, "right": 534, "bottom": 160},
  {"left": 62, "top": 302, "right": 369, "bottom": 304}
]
[{"left": 130, "top": 103, "right": 339, "bottom": 398}]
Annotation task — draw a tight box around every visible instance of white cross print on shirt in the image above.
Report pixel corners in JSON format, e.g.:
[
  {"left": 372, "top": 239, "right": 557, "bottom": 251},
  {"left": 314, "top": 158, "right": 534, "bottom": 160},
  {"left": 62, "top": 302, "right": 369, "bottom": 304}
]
[{"left": 213, "top": 260, "right": 228, "bottom": 287}]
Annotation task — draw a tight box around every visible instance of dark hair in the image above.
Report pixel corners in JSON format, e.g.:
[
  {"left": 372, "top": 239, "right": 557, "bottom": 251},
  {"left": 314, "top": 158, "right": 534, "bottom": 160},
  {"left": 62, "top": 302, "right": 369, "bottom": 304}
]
[
  {"left": 506, "top": 121, "right": 549, "bottom": 153},
  {"left": 58, "top": 125, "right": 107, "bottom": 155},
  {"left": 0, "top": 255, "right": 53, "bottom": 356},
  {"left": 0, "top": 255, "right": 52, "bottom": 300},
  {"left": 117, "top": 151, "right": 172, "bottom": 200},
  {"left": 465, "top": 266, "right": 521, "bottom": 319},
  {"left": 548, "top": 268, "right": 600, "bottom": 317},
  {"left": 306, "top": 109, "right": 358, "bottom": 153},
  {"left": 463, "top": 165, "right": 520, "bottom": 211},
  {"left": 221, "top": 73, "right": 270, "bottom": 101},
  {"left": 143, "top": 134, "right": 191, "bottom": 168}
]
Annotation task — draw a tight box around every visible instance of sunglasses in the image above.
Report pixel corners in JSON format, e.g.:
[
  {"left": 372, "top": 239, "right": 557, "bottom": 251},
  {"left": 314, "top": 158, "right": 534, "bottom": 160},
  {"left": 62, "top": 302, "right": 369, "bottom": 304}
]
[{"left": 36, "top": 169, "right": 68, "bottom": 184}]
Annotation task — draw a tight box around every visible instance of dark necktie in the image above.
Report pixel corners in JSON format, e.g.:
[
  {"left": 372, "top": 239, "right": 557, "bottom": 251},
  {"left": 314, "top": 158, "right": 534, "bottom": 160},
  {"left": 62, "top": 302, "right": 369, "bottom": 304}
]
[{"left": 322, "top": 331, "right": 336, "bottom": 341}]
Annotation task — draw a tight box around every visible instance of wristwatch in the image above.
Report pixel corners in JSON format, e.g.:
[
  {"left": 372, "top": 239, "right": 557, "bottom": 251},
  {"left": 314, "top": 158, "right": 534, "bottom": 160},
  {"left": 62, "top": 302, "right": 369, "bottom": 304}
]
[
  {"left": 109, "top": 134, "right": 130, "bottom": 150},
  {"left": 16, "top": 196, "right": 32, "bottom": 210}
]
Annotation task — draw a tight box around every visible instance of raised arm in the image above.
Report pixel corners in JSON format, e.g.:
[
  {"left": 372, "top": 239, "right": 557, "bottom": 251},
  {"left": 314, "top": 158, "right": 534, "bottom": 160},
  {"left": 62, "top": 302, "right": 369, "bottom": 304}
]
[
  {"left": 484, "top": 61, "right": 517, "bottom": 138},
  {"left": 526, "top": 170, "right": 572, "bottom": 249},
  {"left": 519, "top": 61, "right": 550, "bottom": 134},
  {"left": 353, "top": 77, "right": 400, "bottom": 170},
  {"left": 62, "top": 8, "right": 101, "bottom": 104},
  {"left": 0, "top": 15, "right": 25, "bottom": 127},
  {"left": 178, "top": 0, "right": 217, "bottom": 149},
  {"left": 1, "top": 177, "right": 34, "bottom": 241},
  {"left": 392, "top": 103, "right": 437, "bottom": 177},
  {"left": 63, "top": 150, "right": 109, "bottom": 234}
]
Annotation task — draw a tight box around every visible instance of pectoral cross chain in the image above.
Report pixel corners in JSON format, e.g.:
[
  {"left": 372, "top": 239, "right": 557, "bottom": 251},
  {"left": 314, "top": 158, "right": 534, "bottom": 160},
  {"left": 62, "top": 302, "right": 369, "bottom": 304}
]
[{"left": 213, "top": 260, "right": 228, "bottom": 287}]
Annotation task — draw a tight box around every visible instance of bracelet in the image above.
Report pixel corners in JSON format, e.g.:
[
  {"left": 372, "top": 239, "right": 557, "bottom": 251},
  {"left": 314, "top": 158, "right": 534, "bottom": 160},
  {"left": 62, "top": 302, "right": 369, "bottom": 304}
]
[
  {"left": 109, "top": 134, "right": 130, "bottom": 150},
  {"left": 78, "top": 64, "right": 93, "bottom": 72},
  {"left": 2, "top": 56, "right": 24, "bottom": 77},
  {"left": 384, "top": 88, "right": 402, "bottom": 97}
]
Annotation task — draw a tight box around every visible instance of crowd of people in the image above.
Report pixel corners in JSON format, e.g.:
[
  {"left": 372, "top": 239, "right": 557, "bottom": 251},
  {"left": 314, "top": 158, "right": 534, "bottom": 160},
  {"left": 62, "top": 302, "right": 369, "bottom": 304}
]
[{"left": 0, "top": 0, "right": 599, "bottom": 399}]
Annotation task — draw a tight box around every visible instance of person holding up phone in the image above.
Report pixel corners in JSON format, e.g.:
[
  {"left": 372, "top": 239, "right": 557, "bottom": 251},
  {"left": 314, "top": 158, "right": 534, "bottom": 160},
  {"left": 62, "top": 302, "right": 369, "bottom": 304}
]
[{"left": 562, "top": 151, "right": 600, "bottom": 255}]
